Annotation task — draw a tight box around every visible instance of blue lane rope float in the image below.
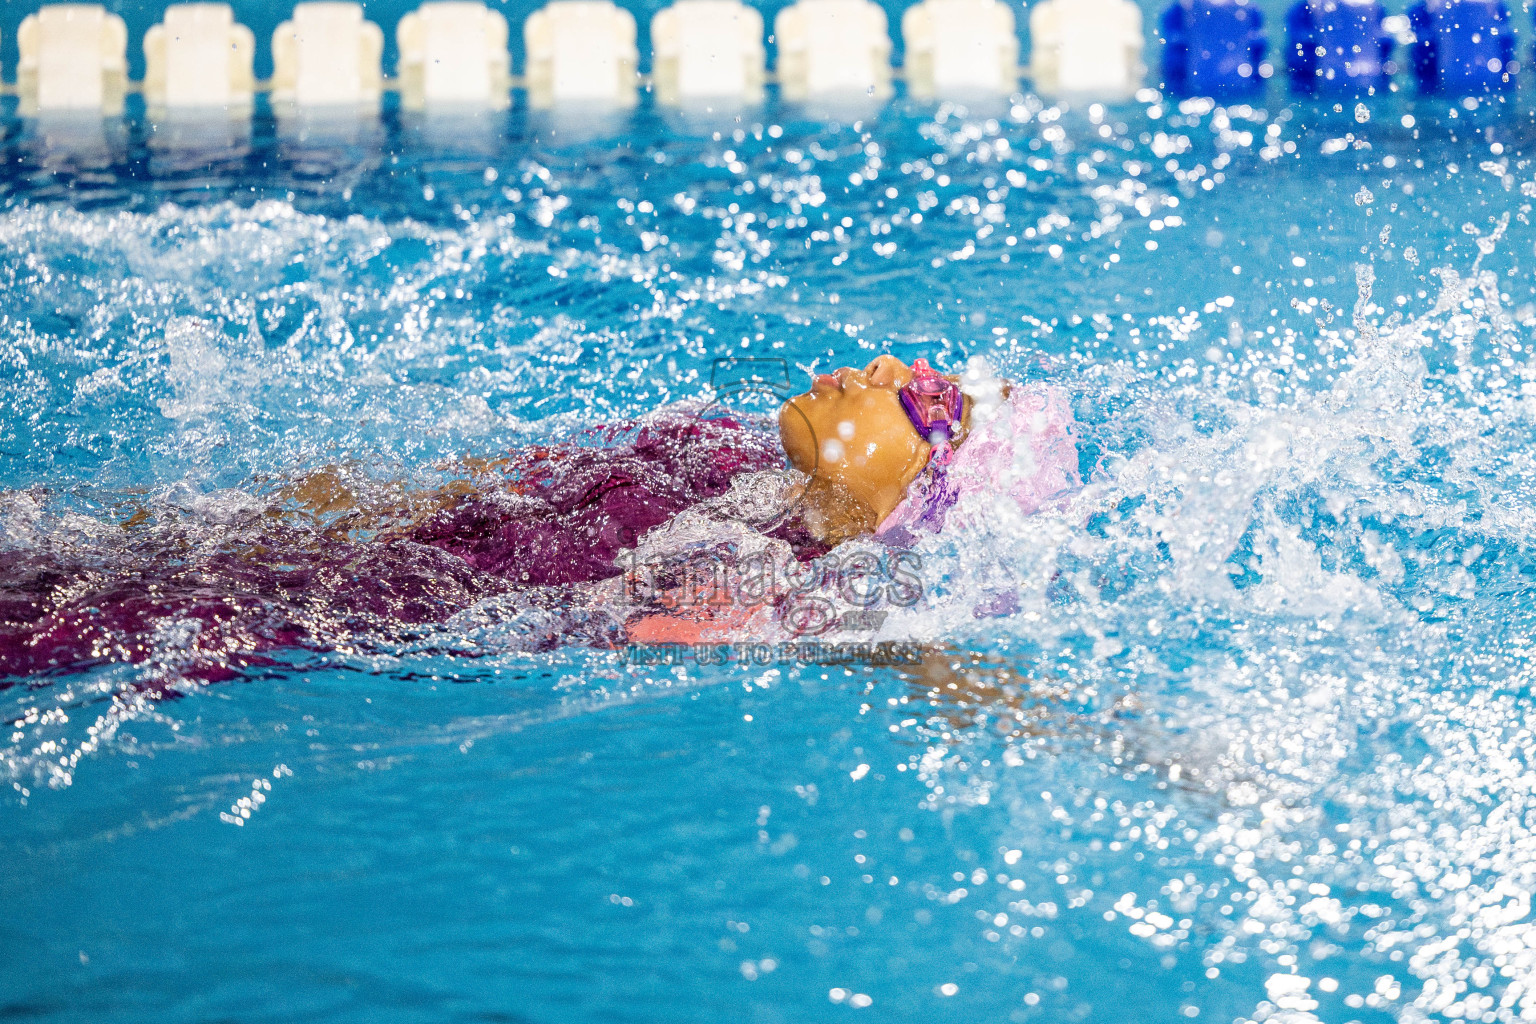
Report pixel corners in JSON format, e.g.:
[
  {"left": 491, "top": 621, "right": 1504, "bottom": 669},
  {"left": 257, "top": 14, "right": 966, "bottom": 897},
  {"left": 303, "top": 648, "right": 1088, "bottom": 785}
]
[
  {"left": 1160, "top": 0, "right": 1272, "bottom": 98},
  {"left": 1407, "top": 0, "right": 1520, "bottom": 94},
  {"left": 1285, "top": 0, "right": 1395, "bottom": 95}
]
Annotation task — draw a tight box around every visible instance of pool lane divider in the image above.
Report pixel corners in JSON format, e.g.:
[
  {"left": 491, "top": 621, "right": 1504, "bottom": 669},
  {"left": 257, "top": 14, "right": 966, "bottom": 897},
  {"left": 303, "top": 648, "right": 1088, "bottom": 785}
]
[
  {"left": 1408, "top": 0, "right": 1520, "bottom": 95},
  {"left": 1285, "top": 0, "right": 1395, "bottom": 96},
  {"left": 1161, "top": 0, "right": 1272, "bottom": 96},
  {"left": 653, "top": 0, "right": 766, "bottom": 106},
  {"left": 1, "top": 0, "right": 1529, "bottom": 117},
  {"left": 1029, "top": 0, "right": 1145, "bottom": 96},
  {"left": 16, "top": 3, "right": 129, "bottom": 116}
]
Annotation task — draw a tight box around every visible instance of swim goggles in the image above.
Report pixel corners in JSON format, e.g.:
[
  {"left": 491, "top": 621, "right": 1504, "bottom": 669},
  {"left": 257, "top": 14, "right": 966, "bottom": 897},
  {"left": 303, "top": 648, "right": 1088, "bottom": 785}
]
[
  {"left": 893, "top": 358, "right": 964, "bottom": 533},
  {"left": 898, "top": 358, "right": 964, "bottom": 445}
]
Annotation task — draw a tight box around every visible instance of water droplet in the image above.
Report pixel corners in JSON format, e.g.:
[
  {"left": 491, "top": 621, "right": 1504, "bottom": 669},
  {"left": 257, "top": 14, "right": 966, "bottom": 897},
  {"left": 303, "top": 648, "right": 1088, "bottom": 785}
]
[
  {"left": 1354, "top": 187, "right": 1374, "bottom": 207},
  {"left": 1354, "top": 103, "right": 1371, "bottom": 124}
]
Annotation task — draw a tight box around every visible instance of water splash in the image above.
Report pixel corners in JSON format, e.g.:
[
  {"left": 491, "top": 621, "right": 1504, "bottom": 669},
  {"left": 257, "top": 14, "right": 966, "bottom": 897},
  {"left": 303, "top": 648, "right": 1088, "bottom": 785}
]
[{"left": 876, "top": 260, "right": 1536, "bottom": 1021}]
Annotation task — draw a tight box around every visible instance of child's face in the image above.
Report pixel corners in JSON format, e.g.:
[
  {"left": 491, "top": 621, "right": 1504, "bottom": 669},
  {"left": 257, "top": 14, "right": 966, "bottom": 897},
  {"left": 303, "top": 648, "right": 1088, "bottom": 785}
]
[{"left": 779, "top": 355, "right": 931, "bottom": 525}]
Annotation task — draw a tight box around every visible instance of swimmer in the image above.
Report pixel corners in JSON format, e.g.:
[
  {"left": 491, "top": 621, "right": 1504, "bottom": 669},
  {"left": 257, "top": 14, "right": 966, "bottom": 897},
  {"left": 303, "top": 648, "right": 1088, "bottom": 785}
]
[
  {"left": 778, "top": 354, "right": 1078, "bottom": 545},
  {"left": 625, "top": 355, "right": 1079, "bottom": 643},
  {"left": 0, "top": 355, "right": 1078, "bottom": 683}
]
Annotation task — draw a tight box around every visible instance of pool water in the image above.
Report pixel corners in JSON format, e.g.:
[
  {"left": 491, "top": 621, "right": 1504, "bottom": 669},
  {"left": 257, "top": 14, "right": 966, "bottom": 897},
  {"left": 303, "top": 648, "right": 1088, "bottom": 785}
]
[{"left": 5, "top": 13, "right": 1536, "bottom": 1022}]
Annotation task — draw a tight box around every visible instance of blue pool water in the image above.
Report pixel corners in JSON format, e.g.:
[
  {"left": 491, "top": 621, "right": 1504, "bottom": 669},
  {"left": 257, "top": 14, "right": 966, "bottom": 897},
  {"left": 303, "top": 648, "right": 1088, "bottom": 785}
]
[{"left": 6, "top": 6, "right": 1536, "bottom": 1021}]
